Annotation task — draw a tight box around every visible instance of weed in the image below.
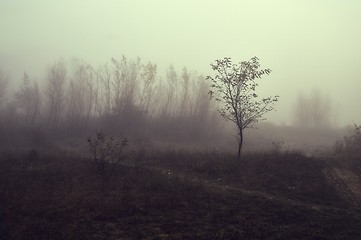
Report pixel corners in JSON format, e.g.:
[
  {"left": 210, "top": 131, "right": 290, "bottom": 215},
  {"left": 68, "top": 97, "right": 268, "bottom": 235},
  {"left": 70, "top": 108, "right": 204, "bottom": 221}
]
[
  {"left": 1, "top": 148, "right": 361, "bottom": 239},
  {"left": 333, "top": 124, "right": 361, "bottom": 154},
  {"left": 271, "top": 140, "right": 285, "bottom": 154},
  {"left": 87, "top": 131, "right": 128, "bottom": 183}
]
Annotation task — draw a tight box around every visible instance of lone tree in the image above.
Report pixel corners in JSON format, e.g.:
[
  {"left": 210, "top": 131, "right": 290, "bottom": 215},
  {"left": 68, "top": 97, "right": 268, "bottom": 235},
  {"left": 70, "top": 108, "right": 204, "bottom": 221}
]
[{"left": 207, "top": 57, "right": 279, "bottom": 160}]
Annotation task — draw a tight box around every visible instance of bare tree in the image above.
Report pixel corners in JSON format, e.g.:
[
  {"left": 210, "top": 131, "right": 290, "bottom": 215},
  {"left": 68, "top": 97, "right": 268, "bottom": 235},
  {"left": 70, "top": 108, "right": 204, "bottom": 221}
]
[
  {"left": 111, "top": 57, "right": 127, "bottom": 114},
  {"left": 207, "top": 57, "right": 279, "bottom": 160},
  {"left": 123, "top": 57, "right": 140, "bottom": 112},
  {"left": 97, "top": 63, "right": 112, "bottom": 117},
  {"left": 180, "top": 67, "right": 191, "bottom": 118},
  {"left": 67, "top": 60, "right": 95, "bottom": 128},
  {"left": 45, "top": 61, "right": 67, "bottom": 129},
  {"left": 162, "top": 65, "right": 178, "bottom": 116},
  {"left": 139, "top": 61, "right": 157, "bottom": 114},
  {"left": 67, "top": 79, "right": 85, "bottom": 126},
  {"left": 0, "top": 70, "right": 8, "bottom": 110},
  {"left": 189, "top": 75, "right": 212, "bottom": 138},
  {"left": 110, "top": 56, "right": 142, "bottom": 132},
  {"left": 15, "top": 73, "right": 41, "bottom": 125},
  {"left": 111, "top": 56, "right": 141, "bottom": 115}
]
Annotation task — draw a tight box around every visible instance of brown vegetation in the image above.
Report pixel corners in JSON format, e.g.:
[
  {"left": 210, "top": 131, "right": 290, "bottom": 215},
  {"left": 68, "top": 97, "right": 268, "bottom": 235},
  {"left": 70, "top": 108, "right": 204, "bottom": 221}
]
[{"left": 1, "top": 148, "right": 361, "bottom": 239}]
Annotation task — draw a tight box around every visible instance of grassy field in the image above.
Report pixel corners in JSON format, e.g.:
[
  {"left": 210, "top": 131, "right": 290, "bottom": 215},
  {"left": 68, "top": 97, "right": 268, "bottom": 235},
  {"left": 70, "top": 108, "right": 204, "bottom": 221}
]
[{"left": 1, "top": 148, "right": 361, "bottom": 239}]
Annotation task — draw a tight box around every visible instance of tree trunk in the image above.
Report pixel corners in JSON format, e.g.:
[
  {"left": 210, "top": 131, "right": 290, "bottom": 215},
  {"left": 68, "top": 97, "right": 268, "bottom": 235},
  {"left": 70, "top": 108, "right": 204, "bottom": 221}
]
[{"left": 238, "top": 129, "right": 243, "bottom": 161}]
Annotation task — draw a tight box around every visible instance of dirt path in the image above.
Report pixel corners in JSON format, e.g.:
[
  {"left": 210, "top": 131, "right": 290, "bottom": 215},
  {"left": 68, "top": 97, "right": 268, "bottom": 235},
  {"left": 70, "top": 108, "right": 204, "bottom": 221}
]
[
  {"left": 324, "top": 165, "right": 361, "bottom": 206},
  {"left": 143, "top": 164, "right": 360, "bottom": 215}
]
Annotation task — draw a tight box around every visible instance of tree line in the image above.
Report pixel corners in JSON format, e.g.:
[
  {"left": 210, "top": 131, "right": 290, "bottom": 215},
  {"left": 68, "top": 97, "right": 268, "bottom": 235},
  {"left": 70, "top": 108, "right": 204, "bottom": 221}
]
[
  {"left": 0, "top": 56, "right": 336, "bottom": 152},
  {"left": 0, "top": 57, "right": 223, "bottom": 146}
]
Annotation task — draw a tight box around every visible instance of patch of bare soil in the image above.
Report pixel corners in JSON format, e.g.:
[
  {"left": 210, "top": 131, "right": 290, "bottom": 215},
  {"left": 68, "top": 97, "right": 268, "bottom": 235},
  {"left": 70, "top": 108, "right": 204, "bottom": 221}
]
[
  {"left": 324, "top": 159, "right": 361, "bottom": 206},
  {"left": 148, "top": 162, "right": 355, "bottom": 215}
]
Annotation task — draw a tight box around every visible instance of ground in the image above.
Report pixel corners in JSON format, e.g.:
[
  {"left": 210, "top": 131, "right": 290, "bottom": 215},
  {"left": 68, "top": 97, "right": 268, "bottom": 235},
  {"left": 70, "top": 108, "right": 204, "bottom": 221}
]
[{"left": 1, "top": 148, "right": 361, "bottom": 239}]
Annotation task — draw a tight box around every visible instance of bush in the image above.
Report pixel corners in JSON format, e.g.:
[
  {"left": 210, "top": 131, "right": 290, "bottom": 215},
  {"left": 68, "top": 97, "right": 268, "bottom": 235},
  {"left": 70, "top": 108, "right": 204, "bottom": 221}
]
[
  {"left": 333, "top": 124, "right": 361, "bottom": 154},
  {"left": 87, "top": 131, "right": 128, "bottom": 181}
]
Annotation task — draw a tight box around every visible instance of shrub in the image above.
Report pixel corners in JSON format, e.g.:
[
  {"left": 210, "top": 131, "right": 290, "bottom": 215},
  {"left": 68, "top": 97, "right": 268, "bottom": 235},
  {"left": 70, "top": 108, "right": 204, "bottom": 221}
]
[
  {"left": 87, "top": 131, "right": 128, "bottom": 181},
  {"left": 271, "top": 140, "right": 285, "bottom": 155},
  {"left": 333, "top": 124, "right": 361, "bottom": 154}
]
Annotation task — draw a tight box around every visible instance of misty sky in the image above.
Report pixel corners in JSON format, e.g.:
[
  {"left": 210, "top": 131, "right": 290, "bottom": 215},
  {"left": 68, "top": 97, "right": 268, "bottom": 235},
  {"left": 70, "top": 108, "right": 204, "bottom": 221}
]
[{"left": 1, "top": 0, "right": 360, "bottom": 126}]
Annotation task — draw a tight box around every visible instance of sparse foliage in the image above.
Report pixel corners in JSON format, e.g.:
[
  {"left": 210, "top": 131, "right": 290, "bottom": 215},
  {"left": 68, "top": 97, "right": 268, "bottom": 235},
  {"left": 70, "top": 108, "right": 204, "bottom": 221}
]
[
  {"left": 272, "top": 140, "right": 285, "bottom": 154},
  {"left": 207, "top": 57, "right": 279, "bottom": 160},
  {"left": 88, "top": 131, "right": 128, "bottom": 181},
  {"left": 334, "top": 124, "right": 361, "bottom": 154}
]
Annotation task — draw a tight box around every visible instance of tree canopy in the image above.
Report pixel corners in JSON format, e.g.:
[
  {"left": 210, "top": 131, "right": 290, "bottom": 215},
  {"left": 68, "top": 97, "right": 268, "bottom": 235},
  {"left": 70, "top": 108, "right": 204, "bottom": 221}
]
[{"left": 207, "top": 57, "right": 279, "bottom": 159}]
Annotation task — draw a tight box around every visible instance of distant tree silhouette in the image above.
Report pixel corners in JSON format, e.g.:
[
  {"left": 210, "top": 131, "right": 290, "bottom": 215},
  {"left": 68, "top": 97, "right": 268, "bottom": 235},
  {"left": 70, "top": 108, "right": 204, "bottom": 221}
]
[
  {"left": 45, "top": 61, "right": 67, "bottom": 129},
  {"left": 293, "top": 89, "right": 332, "bottom": 128},
  {"left": 15, "top": 73, "right": 41, "bottom": 125},
  {"left": 0, "top": 70, "right": 8, "bottom": 109},
  {"left": 96, "top": 63, "right": 112, "bottom": 117},
  {"left": 139, "top": 62, "right": 157, "bottom": 115},
  {"left": 162, "top": 65, "right": 178, "bottom": 117},
  {"left": 207, "top": 57, "right": 279, "bottom": 160},
  {"left": 0, "top": 56, "right": 227, "bottom": 146},
  {"left": 66, "top": 60, "right": 96, "bottom": 130},
  {"left": 179, "top": 67, "right": 191, "bottom": 118}
]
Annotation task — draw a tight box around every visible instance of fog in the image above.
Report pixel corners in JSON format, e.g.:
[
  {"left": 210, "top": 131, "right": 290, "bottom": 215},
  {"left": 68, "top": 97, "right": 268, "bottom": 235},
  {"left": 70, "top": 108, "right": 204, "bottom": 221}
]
[
  {"left": 3, "top": 3, "right": 361, "bottom": 238},
  {"left": 1, "top": 1, "right": 361, "bottom": 141}
]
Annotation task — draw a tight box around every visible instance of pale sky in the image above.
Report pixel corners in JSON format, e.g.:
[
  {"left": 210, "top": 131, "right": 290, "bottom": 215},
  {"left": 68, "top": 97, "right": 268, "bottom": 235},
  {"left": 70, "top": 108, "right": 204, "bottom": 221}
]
[{"left": 1, "top": 0, "right": 361, "bottom": 125}]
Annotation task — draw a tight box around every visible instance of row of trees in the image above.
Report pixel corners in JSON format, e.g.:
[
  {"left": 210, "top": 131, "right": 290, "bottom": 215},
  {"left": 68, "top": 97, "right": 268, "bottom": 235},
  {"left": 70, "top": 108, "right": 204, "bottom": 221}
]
[
  {"left": 0, "top": 57, "right": 225, "bottom": 145},
  {"left": 0, "top": 55, "right": 335, "bottom": 156}
]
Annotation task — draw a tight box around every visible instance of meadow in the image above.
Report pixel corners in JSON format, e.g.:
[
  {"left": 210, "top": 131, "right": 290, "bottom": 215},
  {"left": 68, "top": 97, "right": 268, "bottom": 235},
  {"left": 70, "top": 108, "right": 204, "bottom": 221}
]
[{"left": 1, "top": 145, "right": 361, "bottom": 239}]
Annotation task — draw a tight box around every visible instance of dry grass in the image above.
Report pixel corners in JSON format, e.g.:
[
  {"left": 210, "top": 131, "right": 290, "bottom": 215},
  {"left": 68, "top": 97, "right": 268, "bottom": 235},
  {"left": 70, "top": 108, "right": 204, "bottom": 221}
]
[{"left": 1, "top": 148, "right": 361, "bottom": 239}]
